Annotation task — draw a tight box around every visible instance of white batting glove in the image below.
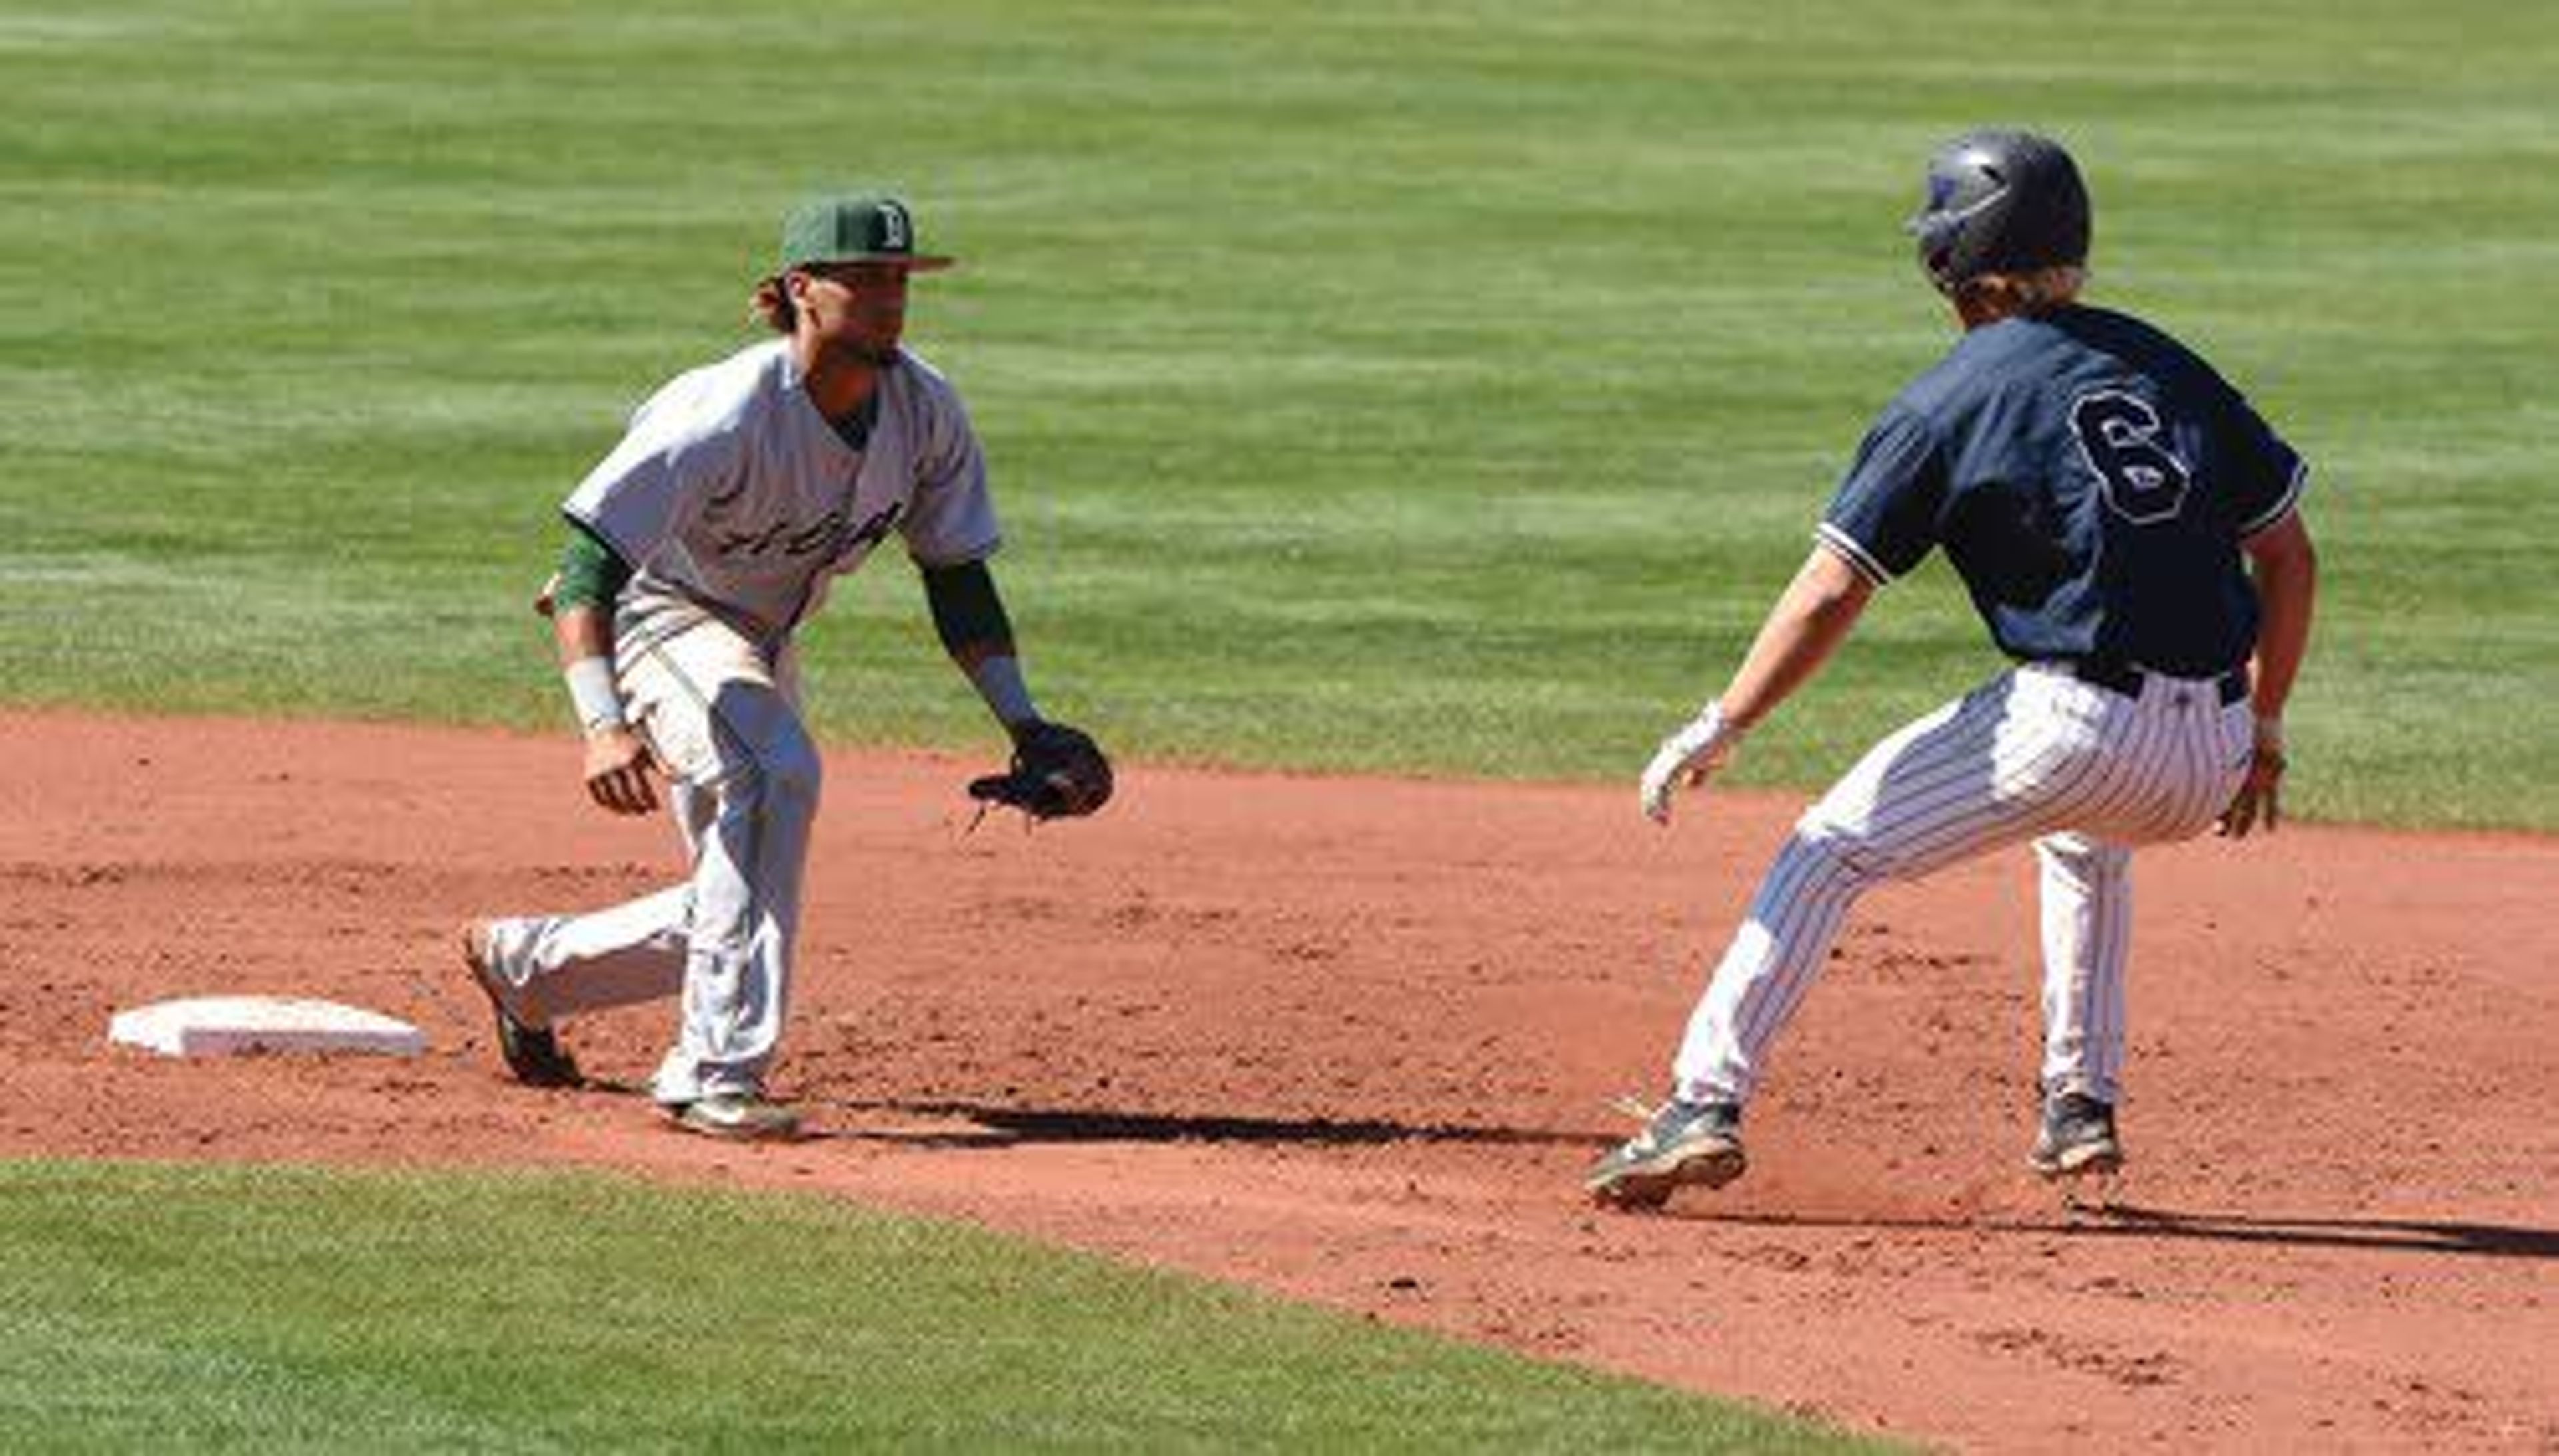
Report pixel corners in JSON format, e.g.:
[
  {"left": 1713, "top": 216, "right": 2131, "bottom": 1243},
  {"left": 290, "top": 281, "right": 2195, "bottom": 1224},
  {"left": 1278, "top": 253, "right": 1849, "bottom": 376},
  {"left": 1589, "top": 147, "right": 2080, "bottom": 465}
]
[{"left": 1640, "top": 702, "right": 1743, "bottom": 826}]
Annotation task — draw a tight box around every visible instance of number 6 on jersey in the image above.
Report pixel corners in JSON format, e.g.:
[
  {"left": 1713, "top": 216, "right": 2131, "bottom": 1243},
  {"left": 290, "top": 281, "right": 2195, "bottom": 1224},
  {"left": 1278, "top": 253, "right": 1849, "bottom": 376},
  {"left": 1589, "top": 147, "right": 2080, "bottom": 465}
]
[{"left": 2071, "top": 388, "right": 2193, "bottom": 524}]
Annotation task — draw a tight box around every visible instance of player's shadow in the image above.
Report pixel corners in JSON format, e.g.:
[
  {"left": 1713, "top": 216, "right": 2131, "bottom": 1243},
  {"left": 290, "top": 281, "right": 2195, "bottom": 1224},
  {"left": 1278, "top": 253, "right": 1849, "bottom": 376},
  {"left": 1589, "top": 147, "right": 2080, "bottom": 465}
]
[
  {"left": 2068, "top": 1204, "right": 2559, "bottom": 1260},
  {"left": 807, "top": 1097, "right": 1598, "bottom": 1152},
  {"left": 574, "top": 1074, "right": 1605, "bottom": 1150},
  {"left": 1685, "top": 1203, "right": 2559, "bottom": 1261}
]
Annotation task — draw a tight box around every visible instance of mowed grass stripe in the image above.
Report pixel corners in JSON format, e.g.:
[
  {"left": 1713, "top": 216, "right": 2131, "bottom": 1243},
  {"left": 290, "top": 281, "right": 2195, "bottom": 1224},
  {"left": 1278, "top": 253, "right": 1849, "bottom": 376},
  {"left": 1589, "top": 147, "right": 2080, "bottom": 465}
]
[
  {"left": 3, "top": 0, "right": 2556, "bottom": 824},
  {"left": 0, "top": 1161, "right": 1885, "bottom": 1452}
]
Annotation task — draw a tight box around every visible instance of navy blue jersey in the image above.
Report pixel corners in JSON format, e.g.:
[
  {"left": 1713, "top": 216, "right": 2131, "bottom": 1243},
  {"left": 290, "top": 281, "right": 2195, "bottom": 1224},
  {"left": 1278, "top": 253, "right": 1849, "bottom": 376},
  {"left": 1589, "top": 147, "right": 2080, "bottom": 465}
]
[{"left": 1817, "top": 305, "right": 2305, "bottom": 677}]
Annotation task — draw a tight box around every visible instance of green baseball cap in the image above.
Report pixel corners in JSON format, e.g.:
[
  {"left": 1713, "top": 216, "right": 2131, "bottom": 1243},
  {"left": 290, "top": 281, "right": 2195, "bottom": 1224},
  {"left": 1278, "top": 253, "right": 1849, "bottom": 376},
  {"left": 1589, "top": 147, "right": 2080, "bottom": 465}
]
[{"left": 778, "top": 193, "right": 954, "bottom": 272}]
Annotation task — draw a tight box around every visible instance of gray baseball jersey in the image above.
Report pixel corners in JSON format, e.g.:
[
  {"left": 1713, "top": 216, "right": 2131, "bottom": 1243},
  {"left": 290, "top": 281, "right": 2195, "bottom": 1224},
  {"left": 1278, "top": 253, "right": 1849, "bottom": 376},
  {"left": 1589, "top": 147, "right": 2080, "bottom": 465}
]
[{"left": 563, "top": 339, "right": 1000, "bottom": 647}]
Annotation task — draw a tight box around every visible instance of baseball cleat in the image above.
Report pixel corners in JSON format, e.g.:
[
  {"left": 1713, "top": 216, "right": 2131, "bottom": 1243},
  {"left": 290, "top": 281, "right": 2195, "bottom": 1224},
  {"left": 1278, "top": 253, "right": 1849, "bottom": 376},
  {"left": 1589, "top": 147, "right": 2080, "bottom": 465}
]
[
  {"left": 1585, "top": 1096, "right": 1746, "bottom": 1211},
  {"left": 458, "top": 922, "right": 582, "bottom": 1088},
  {"left": 664, "top": 1092, "right": 804, "bottom": 1143},
  {"left": 2029, "top": 1091, "right": 2123, "bottom": 1178}
]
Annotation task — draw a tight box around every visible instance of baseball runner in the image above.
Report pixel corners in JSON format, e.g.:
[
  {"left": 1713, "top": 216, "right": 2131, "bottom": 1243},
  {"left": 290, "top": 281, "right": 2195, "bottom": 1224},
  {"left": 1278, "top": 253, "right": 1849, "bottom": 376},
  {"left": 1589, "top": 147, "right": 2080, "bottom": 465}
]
[
  {"left": 1587, "top": 131, "right": 2319, "bottom": 1209},
  {"left": 460, "top": 193, "right": 1112, "bottom": 1141}
]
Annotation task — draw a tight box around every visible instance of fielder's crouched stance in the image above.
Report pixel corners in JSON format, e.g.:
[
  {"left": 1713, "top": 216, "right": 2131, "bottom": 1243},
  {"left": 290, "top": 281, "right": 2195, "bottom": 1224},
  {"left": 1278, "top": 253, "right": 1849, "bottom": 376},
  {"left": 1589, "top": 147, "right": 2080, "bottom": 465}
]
[
  {"left": 462, "top": 194, "right": 1111, "bottom": 1142},
  {"left": 1589, "top": 132, "right": 2318, "bottom": 1210}
]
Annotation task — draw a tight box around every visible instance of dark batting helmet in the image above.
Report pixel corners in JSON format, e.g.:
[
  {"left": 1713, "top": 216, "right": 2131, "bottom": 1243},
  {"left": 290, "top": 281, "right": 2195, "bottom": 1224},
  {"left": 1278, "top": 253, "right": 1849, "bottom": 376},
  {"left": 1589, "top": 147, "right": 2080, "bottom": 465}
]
[{"left": 1905, "top": 129, "right": 2091, "bottom": 291}]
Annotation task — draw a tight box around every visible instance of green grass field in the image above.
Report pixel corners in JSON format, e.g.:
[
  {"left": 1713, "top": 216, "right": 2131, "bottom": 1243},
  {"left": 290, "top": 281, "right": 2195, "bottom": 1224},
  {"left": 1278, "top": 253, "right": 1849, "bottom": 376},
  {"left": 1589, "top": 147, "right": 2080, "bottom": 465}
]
[
  {"left": 3, "top": 0, "right": 2556, "bottom": 825},
  {"left": 3, "top": 2, "right": 2554, "bottom": 1445},
  {"left": 0, "top": 1161, "right": 1879, "bottom": 1452}
]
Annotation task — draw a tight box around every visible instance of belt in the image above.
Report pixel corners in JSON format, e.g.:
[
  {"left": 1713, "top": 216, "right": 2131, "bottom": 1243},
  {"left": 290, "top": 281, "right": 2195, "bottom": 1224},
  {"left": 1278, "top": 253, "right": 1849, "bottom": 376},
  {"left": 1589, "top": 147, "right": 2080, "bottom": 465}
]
[{"left": 2054, "top": 658, "right": 2248, "bottom": 706}]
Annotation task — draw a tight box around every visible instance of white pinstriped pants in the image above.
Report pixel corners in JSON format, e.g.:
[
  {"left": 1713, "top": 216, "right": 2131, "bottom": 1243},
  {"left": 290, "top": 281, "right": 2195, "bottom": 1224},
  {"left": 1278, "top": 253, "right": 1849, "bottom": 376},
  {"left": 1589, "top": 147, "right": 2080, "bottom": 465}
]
[
  {"left": 1671, "top": 663, "right": 2252, "bottom": 1108},
  {"left": 481, "top": 596, "right": 820, "bottom": 1105}
]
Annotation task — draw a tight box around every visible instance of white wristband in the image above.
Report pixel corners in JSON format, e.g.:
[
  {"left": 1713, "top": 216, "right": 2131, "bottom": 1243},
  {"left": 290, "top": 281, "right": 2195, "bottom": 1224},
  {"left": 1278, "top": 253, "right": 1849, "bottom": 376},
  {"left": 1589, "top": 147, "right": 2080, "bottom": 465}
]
[
  {"left": 1681, "top": 700, "right": 1743, "bottom": 760},
  {"left": 564, "top": 656, "right": 626, "bottom": 734}
]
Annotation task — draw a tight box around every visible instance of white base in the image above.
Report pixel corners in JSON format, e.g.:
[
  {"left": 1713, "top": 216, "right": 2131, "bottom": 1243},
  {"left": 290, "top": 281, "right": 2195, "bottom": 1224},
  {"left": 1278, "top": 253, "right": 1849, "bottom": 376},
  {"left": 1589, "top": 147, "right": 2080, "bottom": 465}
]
[{"left": 109, "top": 996, "right": 427, "bottom": 1058}]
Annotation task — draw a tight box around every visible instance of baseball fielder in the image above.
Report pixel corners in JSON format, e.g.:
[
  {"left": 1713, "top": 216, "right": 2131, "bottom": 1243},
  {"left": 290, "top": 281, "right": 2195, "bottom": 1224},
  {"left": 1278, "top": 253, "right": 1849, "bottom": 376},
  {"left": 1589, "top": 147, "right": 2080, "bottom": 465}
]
[
  {"left": 1588, "top": 131, "right": 2319, "bottom": 1209},
  {"left": 460, "top": 193, "right": 1111, "bottom": 1141}
]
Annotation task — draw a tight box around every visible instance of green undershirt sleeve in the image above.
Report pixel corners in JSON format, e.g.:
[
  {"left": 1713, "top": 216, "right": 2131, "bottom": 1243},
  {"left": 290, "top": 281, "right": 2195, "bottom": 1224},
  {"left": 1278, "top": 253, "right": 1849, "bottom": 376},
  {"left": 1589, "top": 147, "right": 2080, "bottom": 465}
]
[
  {"left": 920, "top": 558, "right": 1015, "bottom": 658},
  {"left": 554, "top": 518, "right": 634, "bottom": 614}
]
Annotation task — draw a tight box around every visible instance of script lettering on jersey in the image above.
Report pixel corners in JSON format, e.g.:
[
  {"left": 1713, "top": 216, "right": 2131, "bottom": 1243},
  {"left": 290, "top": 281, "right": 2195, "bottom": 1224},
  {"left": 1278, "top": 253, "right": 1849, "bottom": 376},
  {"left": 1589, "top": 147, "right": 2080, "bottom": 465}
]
[
  {"left": 2069, "top": 388, "right": 2194, "bottom": 525},
  {"left": 714, "top": 500, "right": 904, "bottom": 562},
  {"left": 803, "top": 499, "right": 904, "bottom": 563}
]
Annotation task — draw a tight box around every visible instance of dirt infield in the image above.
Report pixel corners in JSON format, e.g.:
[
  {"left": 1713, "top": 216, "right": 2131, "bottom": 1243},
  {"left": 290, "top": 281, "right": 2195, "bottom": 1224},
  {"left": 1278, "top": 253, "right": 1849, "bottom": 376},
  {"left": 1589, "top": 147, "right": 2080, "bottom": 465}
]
[{"left": 3, "top": 710, "right": 2552, "bottom": 1451}]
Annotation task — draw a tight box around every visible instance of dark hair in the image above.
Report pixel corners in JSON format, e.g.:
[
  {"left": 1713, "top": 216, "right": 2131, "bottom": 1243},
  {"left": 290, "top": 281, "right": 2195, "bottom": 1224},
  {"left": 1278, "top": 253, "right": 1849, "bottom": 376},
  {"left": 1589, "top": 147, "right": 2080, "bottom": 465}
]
[{"left": 749, "top": 273, "right": 796, "bottom": 333}]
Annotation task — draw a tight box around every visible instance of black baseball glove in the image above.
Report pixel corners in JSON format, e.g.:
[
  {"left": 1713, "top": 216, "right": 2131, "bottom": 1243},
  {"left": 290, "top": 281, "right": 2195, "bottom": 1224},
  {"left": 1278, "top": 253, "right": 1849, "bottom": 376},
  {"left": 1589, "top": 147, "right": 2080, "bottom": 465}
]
[{"left": 968, "top": 720, "right": 1114, "bottom": 822}]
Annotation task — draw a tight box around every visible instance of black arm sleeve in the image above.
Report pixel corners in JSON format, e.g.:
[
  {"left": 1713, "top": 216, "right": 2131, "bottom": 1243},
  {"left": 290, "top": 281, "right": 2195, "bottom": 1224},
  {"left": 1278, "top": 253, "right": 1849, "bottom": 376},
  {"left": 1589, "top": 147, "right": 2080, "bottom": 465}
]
[
  {"left": 920, "top": 558, "right": 1015, "bottom": 657},
  {"left": 554, "top": 517, "right": 634, "bottom": 613}
]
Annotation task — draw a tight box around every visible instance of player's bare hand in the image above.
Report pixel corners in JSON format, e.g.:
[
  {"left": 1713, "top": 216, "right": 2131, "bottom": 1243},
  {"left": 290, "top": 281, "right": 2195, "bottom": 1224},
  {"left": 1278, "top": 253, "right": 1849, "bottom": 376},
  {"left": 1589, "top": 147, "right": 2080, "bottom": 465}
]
[
  {"left": 582, "top": 726, "right": 660, "bottom": 816},
  {"left": 2217, "top": 742, "right": 2285, "bottom": 839},
  {"left": 1640, "top": 703, "right": 1742, "bottom": 826}
]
